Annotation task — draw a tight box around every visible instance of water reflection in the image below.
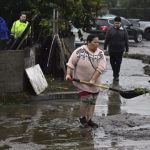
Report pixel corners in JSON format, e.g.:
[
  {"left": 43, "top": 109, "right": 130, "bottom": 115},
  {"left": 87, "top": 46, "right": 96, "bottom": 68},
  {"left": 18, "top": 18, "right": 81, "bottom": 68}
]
[
  {"left": 107, "top": 80, "right": 121, "bottom": 116},
  {"left": 0, "top": 102, "right": 96, "bottom": 150},
  {"left": 79, "top": 129, "right": 95, "bottom": 150}
]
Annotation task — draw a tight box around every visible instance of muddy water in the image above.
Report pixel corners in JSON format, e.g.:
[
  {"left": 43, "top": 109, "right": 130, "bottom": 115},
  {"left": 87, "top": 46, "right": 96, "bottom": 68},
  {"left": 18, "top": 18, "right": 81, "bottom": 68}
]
[
  {"left": 0, "top": 101, "right": 94, "bottom": 150},
  {"left": 0, "top": 96, "right": 150, "bottom": 150},
  {"left": 0, "top": 58, "right": 150, "bottom": 150}
]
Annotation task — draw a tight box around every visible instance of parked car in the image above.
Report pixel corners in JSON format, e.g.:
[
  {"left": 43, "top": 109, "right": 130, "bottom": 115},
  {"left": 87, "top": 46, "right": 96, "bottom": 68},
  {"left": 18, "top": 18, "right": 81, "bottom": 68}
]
[
  {"left": 127, "top": 18, "right": 140, "bottom": 27},
  {"left": 139, "top": 21, "right": 150, "bottom": 41},
  {"left": 84, "top": 15, "right": 143, "bottom": 43},
  {"left": 121, "top": 18, "right": 150, "bottom": 41}
]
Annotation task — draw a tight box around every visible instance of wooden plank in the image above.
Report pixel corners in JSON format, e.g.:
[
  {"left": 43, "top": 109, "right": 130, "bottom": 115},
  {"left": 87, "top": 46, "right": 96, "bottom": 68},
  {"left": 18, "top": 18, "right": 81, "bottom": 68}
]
[{"left": 25, "top": 64, "right": 48, "bottom": 95}]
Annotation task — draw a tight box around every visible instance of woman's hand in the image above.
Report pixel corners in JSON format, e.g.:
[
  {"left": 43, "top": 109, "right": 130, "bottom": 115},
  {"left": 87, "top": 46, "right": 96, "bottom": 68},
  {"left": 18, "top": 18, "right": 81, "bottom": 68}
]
[
  {"left": 89, "top": 79, "right": 95, "bottom": 84},
  {"left": 66, "top": 74, "right": 72, "bottom": 81},
  {"left": 88, "top": 79, "right": 95, "bottom": 86}
]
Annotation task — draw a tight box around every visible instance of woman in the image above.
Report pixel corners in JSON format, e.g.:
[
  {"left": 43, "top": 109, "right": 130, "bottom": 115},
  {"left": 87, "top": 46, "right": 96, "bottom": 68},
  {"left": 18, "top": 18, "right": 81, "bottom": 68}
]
[{"left": 66, "top": 34, "right": 106, "bottom": 128}]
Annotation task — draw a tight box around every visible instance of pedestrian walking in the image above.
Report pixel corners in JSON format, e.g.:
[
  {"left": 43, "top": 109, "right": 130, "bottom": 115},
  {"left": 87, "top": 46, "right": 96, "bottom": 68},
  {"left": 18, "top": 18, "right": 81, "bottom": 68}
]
[
  {"left": 104, "top": 16, "right": 129, "bottom": 81},
  {"left": 66, "top": 34, "right": 106, "bottom": 128}
]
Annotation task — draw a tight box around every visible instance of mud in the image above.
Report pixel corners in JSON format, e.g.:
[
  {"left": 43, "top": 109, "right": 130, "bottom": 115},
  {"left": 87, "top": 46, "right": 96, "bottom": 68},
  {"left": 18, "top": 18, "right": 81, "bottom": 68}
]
[
  {"left": 0, "top": 98, "right": 150, "bottom": 150},
  {"left": 99, "top": 113, "right": 150, "bottom": 140},
  {"left": 144, "top": 65, "right": 150, "bottom": 76}
]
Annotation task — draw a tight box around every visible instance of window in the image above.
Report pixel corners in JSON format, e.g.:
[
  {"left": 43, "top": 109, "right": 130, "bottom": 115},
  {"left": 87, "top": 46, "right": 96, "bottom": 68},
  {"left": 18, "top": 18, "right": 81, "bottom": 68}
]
[
  {"left": 108, "top": 19, "right": 114, "bottom": 25},
  {"left": 95, "top": 19, "right": 108, "bottom": 26},
  {"left": 121, "top": 19, "right": 130, "bottom": 26}
]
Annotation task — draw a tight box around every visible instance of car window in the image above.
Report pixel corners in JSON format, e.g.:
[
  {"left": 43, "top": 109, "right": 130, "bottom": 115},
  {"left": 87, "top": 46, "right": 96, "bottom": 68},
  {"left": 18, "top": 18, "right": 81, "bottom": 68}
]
[
  {"left": 95, "top": 19, "right": 108, "bottom": 26},
  {"left": 127, "top": 19, "right": 140, "bottom": 27},
  {"left": 108, "top": 19, "right": 114, "bottom": 25},
  {"left": 121, "top": 19, "right": 130, "bottom": 26}
]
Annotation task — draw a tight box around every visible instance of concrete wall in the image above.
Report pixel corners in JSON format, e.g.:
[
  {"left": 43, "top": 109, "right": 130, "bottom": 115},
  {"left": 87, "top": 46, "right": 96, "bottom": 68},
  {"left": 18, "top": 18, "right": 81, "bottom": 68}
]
[
  {"left": 0, "top": 50, "right": 24, "bottom": 93},
  {"left": 0, "top": 47, "right": 36, "bottom": 93}
]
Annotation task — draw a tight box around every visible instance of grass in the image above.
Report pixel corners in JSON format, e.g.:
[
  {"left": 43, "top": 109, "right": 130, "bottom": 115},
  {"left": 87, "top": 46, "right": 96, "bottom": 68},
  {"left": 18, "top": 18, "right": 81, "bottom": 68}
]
[
  {"left": 0, "top": 76, "right": 76, "bottom": 105},
  {"left": 134, "top": 88, "right": 150, "bottom": 94},
  {"left": 105, "top": 51, "right": 150, "bottom": 64},
  {"left": 123, "top": 53, "right": 150, "bottom": 64},
  {"left": 44, "top": 77, "right": 76, "bottom": 93}
]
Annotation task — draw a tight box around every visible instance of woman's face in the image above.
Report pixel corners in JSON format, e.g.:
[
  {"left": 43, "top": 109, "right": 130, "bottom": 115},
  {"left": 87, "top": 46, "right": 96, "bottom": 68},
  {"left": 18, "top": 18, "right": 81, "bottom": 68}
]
[{"left": 88, "top": 37, "right": 100, "bottom": 51}]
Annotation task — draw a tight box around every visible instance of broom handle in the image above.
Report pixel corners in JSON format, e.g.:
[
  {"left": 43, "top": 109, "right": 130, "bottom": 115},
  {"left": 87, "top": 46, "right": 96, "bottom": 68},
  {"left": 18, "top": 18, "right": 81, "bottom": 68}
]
[
  {"left": 71, "top": 78, "right": 109, "bottom": 89},
  {"left": 71, "top": 78, "right": 121, "bottom": 92}
]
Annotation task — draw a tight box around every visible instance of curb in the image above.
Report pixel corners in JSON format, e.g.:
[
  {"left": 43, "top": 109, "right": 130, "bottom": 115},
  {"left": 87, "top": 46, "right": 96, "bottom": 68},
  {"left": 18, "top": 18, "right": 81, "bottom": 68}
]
[{"left": 30, "top": 91, "right": 80, "bottom": 101}]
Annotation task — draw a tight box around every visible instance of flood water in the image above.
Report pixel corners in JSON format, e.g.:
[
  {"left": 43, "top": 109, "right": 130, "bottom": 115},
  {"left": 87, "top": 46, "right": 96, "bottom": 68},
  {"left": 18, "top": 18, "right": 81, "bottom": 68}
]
[
  {"left": 0, "top": 58, "right": 150, "bottom": 150},
  {"left": 0, "top": 94, "right": 150, "bottom": 150}
]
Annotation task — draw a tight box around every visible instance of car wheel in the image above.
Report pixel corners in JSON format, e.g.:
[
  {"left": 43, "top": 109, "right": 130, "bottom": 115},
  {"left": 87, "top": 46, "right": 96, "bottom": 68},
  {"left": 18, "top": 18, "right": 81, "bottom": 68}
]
[
  {"left": 145, "top": 29, "right": 150, "bottom": 41},
  {"left": 134, "top": 32, "right": 143, "bottom": 43}
]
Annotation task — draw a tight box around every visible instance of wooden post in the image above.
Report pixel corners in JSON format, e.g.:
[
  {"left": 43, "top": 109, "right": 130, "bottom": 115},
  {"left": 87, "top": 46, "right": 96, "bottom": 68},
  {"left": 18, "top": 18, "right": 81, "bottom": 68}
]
[
  {"left": 53, "top": 8, "right": 59, "bottom": 34},
  {"left": 53, "top": 8, "right": 56, "bottom": 34}
]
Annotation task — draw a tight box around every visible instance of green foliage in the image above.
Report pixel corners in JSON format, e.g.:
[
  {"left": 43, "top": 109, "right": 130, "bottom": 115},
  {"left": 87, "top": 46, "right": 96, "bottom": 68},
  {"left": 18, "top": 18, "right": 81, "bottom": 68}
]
[
  {"left": 39, "top": 18, "right": 53, "bottom": 34},
  {"left": 134, "top": 88, "right": 150, "bottom": 94},
  {"left": 0, "top": 0, "right": 107, "bottom": 37},
  {"left": 0, "top": 0, "right": 34, "bottom": 28}
]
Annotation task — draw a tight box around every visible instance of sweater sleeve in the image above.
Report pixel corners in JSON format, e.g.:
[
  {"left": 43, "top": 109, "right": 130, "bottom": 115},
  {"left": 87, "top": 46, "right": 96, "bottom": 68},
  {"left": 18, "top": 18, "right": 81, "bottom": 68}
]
[
  {"left": 66, "top": 50, "right": 79, "bottom": 69},
  {"left": 96, "top": 51, "right": 107, "bottom": 73}
]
